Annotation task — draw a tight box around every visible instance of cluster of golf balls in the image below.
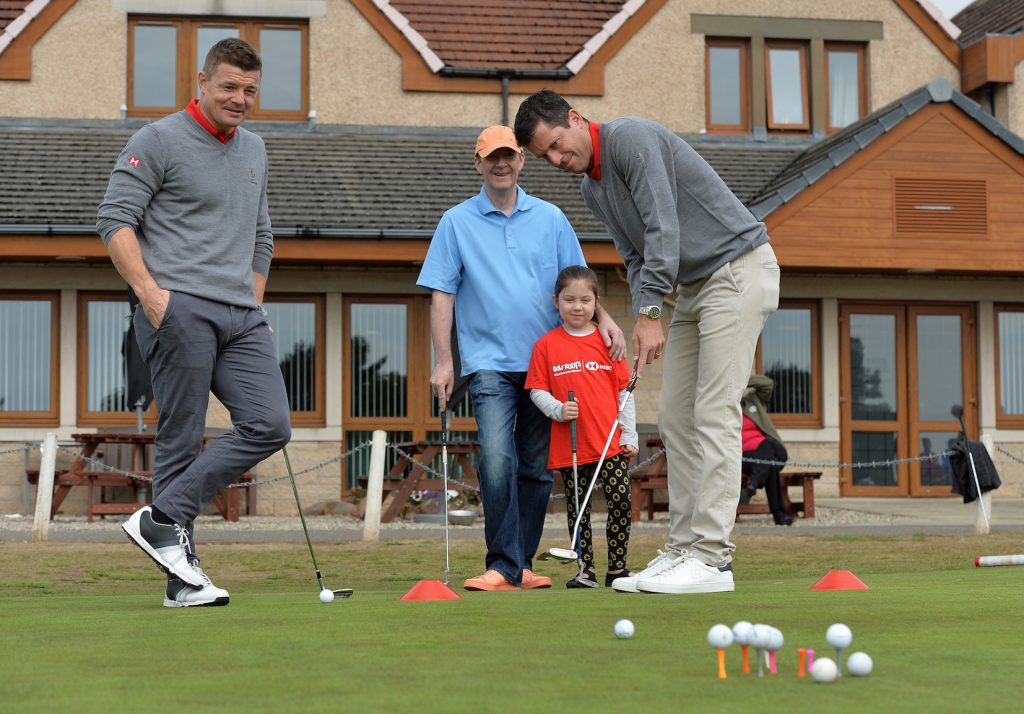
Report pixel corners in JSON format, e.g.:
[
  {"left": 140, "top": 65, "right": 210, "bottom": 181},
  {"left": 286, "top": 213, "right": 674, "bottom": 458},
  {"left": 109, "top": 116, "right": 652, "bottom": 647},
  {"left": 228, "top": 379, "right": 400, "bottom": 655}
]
[{"left": 811, "top": 623, "right": 873, "bottom": 683}]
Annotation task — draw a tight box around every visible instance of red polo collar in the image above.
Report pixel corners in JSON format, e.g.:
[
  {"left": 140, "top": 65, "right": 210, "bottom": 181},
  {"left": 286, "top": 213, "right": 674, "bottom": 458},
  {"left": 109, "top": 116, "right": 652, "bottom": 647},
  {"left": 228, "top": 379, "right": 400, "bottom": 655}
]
[
  {"left": 586, "top": 121, "right": 601, "bottom": 180},
  {"left": 186, "top": 99, "right": 235, "bottom": 144}
]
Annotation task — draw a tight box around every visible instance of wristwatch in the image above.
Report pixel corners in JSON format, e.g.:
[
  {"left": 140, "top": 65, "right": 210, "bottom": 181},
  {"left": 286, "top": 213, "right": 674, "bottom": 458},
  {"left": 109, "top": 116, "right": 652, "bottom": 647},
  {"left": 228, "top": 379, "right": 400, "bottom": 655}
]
[{"left": 638, "top": 305, "right": 661, "bottom": 320}]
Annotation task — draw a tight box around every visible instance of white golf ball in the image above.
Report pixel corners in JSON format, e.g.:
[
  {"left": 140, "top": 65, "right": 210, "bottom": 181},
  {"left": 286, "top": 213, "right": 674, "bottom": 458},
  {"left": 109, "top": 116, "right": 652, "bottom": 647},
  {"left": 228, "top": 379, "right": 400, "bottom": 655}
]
[
  {"left": 767, "top": 627, "right": 784, "bottom": 652},
  {"left": 750, "top": 623, "right": 772, "bottom": 649},
  {"left": 319, "top": 589, "right": 335, "bottom": 604},
  {"left": 707, "top": 624, "right": 734, "bottom": 649},
  {"left": 811, "top": 657, "right": 839, "bottom": 683},
  {"left": 826, "top": 623, "right": 853, "bottom": 649},
  {"left": 732, "top": 621, "right": 753, "bottom": 645},
  {"left": 614, "top": 619, "right": 635, "bottom": 639},
  {"left": 847, "top": 651, "right": 873, "bottom": 676}
]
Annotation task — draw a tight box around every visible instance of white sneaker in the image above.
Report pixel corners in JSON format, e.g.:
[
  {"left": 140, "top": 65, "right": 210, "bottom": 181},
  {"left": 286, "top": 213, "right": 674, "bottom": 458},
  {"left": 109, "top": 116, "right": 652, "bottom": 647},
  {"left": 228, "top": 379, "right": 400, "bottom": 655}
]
[
  {"left": 122, "top": 507, "right": 204, "bottom": 588},
  {"left": 611, "top": 550, "right": 684, "bottom": 593},
  {"left": 163, "top": 565, "right": 230, "bottom": 608},
  {"left": 636, "top": 557, "right": 735, "bottom": 594}
]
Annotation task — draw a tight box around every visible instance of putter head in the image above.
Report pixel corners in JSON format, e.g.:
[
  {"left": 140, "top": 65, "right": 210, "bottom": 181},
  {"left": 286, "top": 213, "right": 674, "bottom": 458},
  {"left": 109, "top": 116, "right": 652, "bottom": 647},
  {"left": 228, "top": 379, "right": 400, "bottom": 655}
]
[
  {"left": 572, "top": 574, "right": 599, "bottom": 588},
  {"left": 331, "top": 588, "right": 354, "bottom": 599},
  {"left": 540, "top": 547, "right": 578, "bottom": 564}
]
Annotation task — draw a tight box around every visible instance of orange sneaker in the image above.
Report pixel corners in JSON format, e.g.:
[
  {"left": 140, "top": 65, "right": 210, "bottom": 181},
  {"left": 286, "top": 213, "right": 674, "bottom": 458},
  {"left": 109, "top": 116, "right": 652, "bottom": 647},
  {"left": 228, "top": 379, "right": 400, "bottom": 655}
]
[
  {"left": 521, "top": 569, "right": 552, "bottom": 589},
  {"left": 463, "top": 569, "right": 518, "bottom": 591}
]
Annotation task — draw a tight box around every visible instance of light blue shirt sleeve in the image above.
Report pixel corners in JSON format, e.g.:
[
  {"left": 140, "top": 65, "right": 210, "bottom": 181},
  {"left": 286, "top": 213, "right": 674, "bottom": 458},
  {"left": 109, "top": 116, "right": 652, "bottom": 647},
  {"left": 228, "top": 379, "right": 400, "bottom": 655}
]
[
  {"left": 555, "top": 210, "right": 586, "bottom": 269},
  {"left": 416, "top": 211, "right": 463, "bottom": 294}
]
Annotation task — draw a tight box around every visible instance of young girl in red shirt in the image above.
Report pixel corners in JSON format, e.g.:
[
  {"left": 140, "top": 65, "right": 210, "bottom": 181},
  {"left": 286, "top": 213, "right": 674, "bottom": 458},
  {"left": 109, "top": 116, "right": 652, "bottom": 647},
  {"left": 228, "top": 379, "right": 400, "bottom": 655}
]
[{"left": 526, "top": 265, "right": 638, "bottom": 588}]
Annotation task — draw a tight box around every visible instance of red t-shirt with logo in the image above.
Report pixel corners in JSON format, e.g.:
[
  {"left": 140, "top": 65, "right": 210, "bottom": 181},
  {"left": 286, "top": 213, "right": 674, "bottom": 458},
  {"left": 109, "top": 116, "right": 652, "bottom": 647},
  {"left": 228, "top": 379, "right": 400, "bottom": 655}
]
[{"left": 525, "top": 326, "right": 631, "bottom": 469}]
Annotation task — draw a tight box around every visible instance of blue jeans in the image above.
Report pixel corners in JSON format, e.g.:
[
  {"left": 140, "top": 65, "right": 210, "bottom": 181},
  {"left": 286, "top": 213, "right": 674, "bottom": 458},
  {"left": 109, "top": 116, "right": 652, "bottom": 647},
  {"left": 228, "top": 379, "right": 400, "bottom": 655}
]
[{"left": 470, "top": 370, "right": 553, "bottom": 585}]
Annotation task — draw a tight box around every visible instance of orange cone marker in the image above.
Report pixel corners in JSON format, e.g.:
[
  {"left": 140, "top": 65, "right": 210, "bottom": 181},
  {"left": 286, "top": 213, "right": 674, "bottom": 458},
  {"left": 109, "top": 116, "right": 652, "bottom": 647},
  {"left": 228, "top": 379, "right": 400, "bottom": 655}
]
[
  {"left": 401, "top": 579, "right": 461, "bottom": 601},
  {"left": 810, "top": 570, "right": 870, "bottom": 590}
]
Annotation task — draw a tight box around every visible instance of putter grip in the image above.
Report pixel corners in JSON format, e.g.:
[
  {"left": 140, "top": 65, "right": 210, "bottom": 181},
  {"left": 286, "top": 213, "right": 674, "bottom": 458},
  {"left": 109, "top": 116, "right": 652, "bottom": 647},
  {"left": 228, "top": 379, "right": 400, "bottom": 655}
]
[{"left": 568, "top": 390, "right": 577, "bottom": 451}]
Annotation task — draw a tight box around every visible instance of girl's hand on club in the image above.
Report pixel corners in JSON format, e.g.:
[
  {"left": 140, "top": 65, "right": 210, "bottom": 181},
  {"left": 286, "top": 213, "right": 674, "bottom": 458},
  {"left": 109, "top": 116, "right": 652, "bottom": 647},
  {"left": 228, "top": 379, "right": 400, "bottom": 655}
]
[
  {"left": 622, "top": 444, "right": 638, "bottom": 458},
  {"left": 561, "top": 400, "right": 579, "bottom": 421}
]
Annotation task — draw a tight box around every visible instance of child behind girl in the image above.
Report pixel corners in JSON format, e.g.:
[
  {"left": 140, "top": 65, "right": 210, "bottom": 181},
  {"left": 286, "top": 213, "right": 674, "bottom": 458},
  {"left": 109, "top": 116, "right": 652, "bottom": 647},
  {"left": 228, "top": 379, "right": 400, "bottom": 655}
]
[{"left": 525, "top": 265, "right": 637, "bottom": 588}]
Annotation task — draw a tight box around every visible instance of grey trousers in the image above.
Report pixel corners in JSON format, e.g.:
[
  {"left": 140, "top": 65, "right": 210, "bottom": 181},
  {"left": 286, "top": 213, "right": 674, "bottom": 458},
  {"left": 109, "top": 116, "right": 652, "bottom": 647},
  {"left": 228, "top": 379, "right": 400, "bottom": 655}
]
[
  {"left": 658, "top": 242, "right": 780, "bottom": 566},
  {"left": 134, "top": 291, "right": 291, "bottom": 554}
]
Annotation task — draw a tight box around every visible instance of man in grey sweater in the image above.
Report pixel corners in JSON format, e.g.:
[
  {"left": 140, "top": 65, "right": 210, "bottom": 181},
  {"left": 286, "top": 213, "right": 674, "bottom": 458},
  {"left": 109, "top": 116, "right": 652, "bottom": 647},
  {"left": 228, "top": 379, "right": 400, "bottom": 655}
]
[
  {"left": 96, "top": 38, "right": 291, "bottom": 607},
  {"left": 515, "top": 90, "right": 779, "bottom": 595}
]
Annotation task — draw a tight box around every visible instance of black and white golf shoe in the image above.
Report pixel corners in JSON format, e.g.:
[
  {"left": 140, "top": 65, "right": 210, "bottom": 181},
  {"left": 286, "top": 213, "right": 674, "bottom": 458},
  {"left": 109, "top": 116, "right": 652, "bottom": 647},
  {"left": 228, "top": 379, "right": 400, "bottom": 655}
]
[
  {"left": 164, "top": 566, "right": 230, "bottom": 608},
  {"left": 122, "top": 506, "right": 205, "bottom": 588}
]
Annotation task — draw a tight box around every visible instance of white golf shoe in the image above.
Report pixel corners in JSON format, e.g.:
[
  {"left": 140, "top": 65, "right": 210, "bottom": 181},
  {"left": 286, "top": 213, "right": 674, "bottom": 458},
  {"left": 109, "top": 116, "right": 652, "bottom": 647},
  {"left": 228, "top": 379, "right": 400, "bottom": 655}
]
[
  {"left": 611, "top": 550, "right": 684, "bottom": 593},
  {"left": 164, "top": 565, "right": 229, "bottom": 608},
  {"left": 122, "top": 507, "right": 205, "bottom": 588},
  {"left": 636, "top": 557, "right": 735, "bottom": 594}
]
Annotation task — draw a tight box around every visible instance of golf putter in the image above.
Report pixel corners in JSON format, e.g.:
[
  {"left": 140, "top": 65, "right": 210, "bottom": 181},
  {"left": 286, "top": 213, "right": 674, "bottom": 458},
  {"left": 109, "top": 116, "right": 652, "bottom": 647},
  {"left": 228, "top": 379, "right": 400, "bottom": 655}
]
[
  {"left": 283, "top": 446, "right": 353, "bottom": 598},
  {"left": 544, "top": 360, "right": 640, "bottom": 564},
  {"left": 441, "top": 408, "right": 452, "bottom": 586},
  {"left": 566, "top": 392, "right": 597, "bottom": 587}
]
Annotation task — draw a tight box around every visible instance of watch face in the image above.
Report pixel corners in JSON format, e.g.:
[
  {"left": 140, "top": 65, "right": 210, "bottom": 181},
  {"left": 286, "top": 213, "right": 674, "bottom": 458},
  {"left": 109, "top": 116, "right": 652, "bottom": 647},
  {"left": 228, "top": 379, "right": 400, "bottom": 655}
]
[{"left": 643, "top": 306, "right": 661, "bottom": 320}]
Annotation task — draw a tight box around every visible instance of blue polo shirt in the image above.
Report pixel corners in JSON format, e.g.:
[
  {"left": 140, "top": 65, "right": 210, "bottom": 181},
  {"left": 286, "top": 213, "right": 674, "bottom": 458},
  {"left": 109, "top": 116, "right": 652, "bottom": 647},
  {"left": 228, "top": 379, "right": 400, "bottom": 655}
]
[{"left": 417, "top": 185, "right": 586, "bottom": 374}]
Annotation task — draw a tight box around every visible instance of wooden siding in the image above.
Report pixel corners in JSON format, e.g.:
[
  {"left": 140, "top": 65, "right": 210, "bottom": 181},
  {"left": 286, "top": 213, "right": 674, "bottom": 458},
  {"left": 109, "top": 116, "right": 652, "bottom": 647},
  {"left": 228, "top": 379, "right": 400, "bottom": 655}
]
[{"left": 766, "top": 104, "right": 1024, "bottom": 273}]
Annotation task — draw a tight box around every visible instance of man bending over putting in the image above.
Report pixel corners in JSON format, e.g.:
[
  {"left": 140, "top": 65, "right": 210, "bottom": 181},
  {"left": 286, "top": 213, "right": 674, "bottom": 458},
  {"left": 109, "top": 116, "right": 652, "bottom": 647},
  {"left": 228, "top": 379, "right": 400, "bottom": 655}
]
[
  {"left": 97, "top": 38, "right": 290, "bottom": 607},
  {"left": 515, "top": 91, "right": 779, "bottom": 595}
]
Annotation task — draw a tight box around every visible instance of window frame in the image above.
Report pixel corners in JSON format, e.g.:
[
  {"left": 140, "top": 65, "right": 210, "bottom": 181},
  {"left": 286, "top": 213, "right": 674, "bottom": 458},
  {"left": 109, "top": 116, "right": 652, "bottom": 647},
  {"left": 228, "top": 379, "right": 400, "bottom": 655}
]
[
  {"left": 824, "top": 42, "right": 868, "bottom": 134},
  {"left": 754, "top": 299, "right": 821, "bottom": 428},
  {"left": 764, "top": 40, "right": 811, "bottom": 133},
  {"left": 265, "top": 293, "right": 326, "bottom": 428},
  {"left": 0, "top": 291, "right": 60, "bottom": 427},
  {"left": 76, "top": 292, "right": 157, "bottom": 428},
  {"left": 704, "top": 38, "right": 750, "bottom": 135},
  {"left": 994, "top": 303, "right": 1024, "bottom": 429},
  {"left": 127, "top": 15, "right": 309, "bottom": 121}
]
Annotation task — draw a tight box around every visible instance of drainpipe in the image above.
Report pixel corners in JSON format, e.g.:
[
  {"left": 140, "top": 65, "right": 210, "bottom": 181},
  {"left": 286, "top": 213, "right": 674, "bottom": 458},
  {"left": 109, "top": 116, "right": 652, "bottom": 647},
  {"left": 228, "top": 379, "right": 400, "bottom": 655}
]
[{"left": 437, "top": 67, "right": 573, "bottom": 126}]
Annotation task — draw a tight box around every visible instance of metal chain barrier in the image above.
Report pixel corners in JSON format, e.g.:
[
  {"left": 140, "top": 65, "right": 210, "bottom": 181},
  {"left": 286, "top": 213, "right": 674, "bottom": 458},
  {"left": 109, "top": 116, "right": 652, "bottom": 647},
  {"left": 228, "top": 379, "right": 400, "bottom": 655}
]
[
  {"left": 742, "top": 450, "right": 957, "bottom": 470},
  {"left": 996, "top": 445, "right": 1024, "bottom": 466},
  {"left": 388, "top": 443, "right": 481, "bottom": 494},
  {"left": 0, "top": 444, "right": 31, "bottom": 457}
]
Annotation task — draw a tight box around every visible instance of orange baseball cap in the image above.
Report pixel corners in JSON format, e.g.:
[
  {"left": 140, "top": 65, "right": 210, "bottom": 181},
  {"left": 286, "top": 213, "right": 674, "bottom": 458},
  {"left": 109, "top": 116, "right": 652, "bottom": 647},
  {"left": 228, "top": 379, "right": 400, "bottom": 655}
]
[{"left": 475, "top": 125, "right": 523, "bottom": 157}]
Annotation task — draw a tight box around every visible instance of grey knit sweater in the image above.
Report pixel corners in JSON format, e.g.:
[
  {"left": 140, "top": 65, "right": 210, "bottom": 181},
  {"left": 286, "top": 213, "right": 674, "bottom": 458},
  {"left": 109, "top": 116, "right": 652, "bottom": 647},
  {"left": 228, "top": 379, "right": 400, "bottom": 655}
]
[
  {"left": 96, "top": 110, "right": 273, "bottom": 308},
  {"left": 582, "top": 117, "right": 768, "bottom": 315}
]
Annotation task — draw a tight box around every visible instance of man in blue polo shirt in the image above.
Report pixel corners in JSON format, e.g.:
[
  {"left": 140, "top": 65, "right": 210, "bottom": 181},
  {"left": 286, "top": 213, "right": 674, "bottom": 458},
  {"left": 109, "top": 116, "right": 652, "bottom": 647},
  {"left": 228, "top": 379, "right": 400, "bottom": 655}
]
[{"left": 418, "top": 125, "right": 624, "bottom": 591}]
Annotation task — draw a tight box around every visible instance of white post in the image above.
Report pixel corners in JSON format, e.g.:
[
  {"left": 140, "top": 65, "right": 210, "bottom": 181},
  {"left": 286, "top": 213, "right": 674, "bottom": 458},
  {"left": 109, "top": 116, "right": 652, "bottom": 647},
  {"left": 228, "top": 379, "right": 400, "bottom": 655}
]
[
  {"left": 362, "top": 430, "right": 387, "bottom": 542},
  {"left": 975, "top": 434, "right": 995, "bottom": 535},
  {"left": 32, "top": 433, "right": 57, "bottom": 542}
]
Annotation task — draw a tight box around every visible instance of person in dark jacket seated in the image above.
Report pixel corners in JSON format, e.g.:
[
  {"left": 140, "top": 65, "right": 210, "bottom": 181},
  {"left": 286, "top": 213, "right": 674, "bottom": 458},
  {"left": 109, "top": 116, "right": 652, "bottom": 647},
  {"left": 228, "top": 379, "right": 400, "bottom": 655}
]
[{"left": 740, "top": 374, "right": 793, "bottom": 526}]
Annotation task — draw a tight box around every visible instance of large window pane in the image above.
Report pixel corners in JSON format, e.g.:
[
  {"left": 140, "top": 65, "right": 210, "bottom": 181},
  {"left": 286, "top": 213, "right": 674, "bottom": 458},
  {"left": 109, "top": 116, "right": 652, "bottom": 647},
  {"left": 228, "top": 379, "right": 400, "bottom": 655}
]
[
  {"left": 259, "top": 28, "right": 303, "bottom": 111},
  {"left": 828, "top": 50, "right": 860, "bottom": 129},
  {"left": 133, "top": 25, "right": 177, "bottom": 107},
  {"left": 761, "top": 307, "right": 812, "bottom": 414},
  {"left": 196, "top": 26, "right": 240, "bottom": 93},
  {"left": 266, "top": 302, "right": 317, "bottom": 413},
  {"left": 350, "top": 304, "right": 408, "bottom": 418},
  {"left": 999, "top": 310, "right": 1024, "bottom": 416},
  {"left": 916, "top": 315, "right": 962, "bottom": 421},
  {"left": 852, "top": 431, "right": 898, "bottom": 486},
  {"left": 0, "top": 300, "right": 51, "bottom": 412},
  {"left": 768, "top": 47, "right": 806, "bottom": 126},
  {"left": 850, "top": 314, "right": 897, "bottom": 421},
  {"left": 918, "top": 430, "right": 957, "bottom": 487},
  {"left": 708, "top": 45, "right": 742, "bottom": 126},
  {"left": 87, "top": 301, "right": 131, "bottom": 412}
]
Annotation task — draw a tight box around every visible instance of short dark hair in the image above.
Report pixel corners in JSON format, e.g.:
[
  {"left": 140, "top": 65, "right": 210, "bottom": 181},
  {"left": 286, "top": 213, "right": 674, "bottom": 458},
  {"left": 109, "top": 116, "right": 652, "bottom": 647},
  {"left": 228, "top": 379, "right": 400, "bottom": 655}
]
[
  {"left": 553, "top": 265, "right": 600, "bottom": 299},
  {"left": 514, "top": 89, "right": 573, "bottom": 147},
  {"left": 203, "top": 38, "right": 262, "bottom": 77}
]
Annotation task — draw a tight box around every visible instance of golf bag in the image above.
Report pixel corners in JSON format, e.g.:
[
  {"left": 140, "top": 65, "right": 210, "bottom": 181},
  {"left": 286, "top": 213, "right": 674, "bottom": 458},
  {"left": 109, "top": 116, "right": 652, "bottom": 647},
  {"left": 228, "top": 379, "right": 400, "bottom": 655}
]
[{"left": 949, "top": 441, "right": 1000, "bottom": 504}]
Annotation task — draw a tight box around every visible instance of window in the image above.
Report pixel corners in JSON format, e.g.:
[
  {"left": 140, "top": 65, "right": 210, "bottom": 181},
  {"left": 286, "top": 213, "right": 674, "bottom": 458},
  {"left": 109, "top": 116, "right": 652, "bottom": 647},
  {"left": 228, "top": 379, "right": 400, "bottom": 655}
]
[
  {"left": 995, "top": 305, "right": 1024, "bottom": 428},
  {"left": 342, "top": 296, "right": 476, "bottom": 491},
  {"left": 0, "top": 293, "right": 59, "bottom": 426},
  {"left": 77, "top": 293, "right": 156, "bottom": 427},
  {"left": 826, "top": 43, "right": 866, "bottom": 132},
  {"left": 705, "top": 39, "right": 749, "bottom": 133},
  {"left": 265, "top": 295, "right": 325, "bottom": 427},
  {"left": 765, "top": 41, "right": 810, "bottom": 132},
  {"left": 755, "top": 301, "right": 820, "bottom": 426},
  {"left": 127, "top": 16, "right": 308, "bottom": 120}
]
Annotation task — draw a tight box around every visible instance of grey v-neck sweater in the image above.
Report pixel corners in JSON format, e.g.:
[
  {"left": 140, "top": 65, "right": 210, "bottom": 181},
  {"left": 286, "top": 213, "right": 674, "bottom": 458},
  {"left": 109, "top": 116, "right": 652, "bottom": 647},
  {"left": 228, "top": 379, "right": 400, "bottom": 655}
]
[
  {"left": 581, "top": 117, "right": 768, "bottom": 315},
  {"left": 96, "top": 110, "right": 273, "bottom": 308}
]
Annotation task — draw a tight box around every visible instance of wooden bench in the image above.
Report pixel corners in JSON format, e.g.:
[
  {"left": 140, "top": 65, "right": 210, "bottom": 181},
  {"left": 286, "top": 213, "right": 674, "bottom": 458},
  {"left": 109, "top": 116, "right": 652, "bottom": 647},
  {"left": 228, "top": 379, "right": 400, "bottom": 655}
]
[
  {"left": 26, "top": 469, "right": 255, "bottom": 523},
  {"left": 629, "top": 448, "right": 821, "bottom": 522}
]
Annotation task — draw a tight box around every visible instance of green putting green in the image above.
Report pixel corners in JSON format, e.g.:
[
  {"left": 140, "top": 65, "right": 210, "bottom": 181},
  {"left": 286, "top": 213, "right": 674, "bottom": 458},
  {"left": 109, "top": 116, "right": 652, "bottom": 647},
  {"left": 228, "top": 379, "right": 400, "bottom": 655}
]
[{"left": 1, "top": 532, "right": 1020, "bottom": 712}]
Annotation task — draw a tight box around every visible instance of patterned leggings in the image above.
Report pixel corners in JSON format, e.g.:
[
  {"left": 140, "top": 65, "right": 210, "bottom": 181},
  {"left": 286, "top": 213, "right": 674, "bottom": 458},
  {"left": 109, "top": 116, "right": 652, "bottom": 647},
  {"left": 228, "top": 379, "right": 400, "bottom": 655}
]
[{"left": 558, "top": 453, "right": 632, "bottom": 571}]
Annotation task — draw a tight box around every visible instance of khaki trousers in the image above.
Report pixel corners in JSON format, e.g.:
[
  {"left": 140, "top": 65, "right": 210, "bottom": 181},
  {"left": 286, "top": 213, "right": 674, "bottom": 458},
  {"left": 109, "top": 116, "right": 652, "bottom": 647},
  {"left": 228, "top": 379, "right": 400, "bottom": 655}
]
[{"left": 658, "top": 242, "right": 780, "bottom": 565}]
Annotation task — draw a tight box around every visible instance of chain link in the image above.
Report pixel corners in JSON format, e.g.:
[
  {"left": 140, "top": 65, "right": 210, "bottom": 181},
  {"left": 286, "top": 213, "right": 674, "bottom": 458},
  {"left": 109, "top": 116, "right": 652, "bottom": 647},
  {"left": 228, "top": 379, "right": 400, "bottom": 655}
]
[
  {"left": 0, "top": 444, "right": 31, "bottom": 457},
  {"left": 996, "top": 445, "right": 1024, "bottom": 466},
  {"left": 388, "top": 444, "right": 482, "bottom": 494},
  {"left": 742, "top": 450, "right": 957, "bottom": 470}
]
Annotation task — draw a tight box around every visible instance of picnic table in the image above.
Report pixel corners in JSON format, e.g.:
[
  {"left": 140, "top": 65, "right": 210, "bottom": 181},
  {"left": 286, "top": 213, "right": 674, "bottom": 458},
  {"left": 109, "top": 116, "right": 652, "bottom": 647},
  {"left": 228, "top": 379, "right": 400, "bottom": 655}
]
[
  {"left": 368, "top": 440, "right": 480, "bottom": 523},
  {"left": 26, "top": 432, "right": 253, "bottom": 522}
]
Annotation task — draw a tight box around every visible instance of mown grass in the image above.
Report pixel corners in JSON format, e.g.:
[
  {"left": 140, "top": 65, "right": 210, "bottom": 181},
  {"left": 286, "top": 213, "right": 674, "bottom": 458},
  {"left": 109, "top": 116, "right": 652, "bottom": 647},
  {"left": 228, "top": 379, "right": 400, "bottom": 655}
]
[{"left": 1, "top": 531, "right": 1022, "bottom": 713}]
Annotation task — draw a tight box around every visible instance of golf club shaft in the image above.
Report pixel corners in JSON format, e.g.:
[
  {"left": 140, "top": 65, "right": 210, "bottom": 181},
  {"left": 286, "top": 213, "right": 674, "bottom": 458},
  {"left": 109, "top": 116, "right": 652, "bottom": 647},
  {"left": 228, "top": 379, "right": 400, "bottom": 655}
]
[
  {"left": 283, "top": 446, "right": 324, "bottom": 590},
  {"left": 568, "top": 391, "right": 581, "bottom": 568},
  {"left": 442, "top": 408, "right": 451, "bottom": 585},
  {"left": 958, "top": 412, "right": 989, "bottom": 526}
]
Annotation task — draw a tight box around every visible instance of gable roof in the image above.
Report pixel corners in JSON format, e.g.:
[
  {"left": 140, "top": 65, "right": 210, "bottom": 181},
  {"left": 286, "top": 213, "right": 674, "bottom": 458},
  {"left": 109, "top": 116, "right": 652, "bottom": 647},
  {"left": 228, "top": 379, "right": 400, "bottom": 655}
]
[
  {"left": 746, "top": 78, "right": 1024, "bottom": 220},
  {"left": 0, "top": 120, "right": 805, "bottom": 240},
  {"left": 953, "top": 0, "right": 1024, "bottom": 47},
  {"left": 0, "top": 1, "right": 32, "bottom": 31}
]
